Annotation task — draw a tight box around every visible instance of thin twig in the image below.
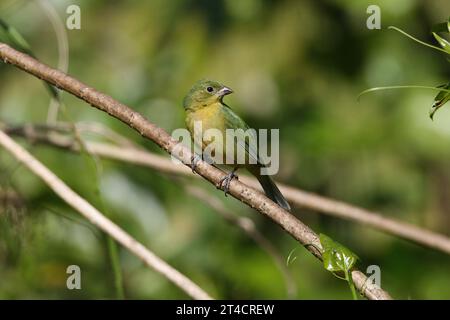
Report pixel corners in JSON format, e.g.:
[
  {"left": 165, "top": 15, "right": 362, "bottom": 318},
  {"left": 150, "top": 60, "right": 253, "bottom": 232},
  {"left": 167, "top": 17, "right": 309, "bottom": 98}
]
[
  {"left": 0, "top": 129, "right": 213, "bottom": 300},
  {"left": 76, "top": 121, "right": 139, "bottom": 148},
  {"left": 0, "top": 43, "right": 391, "bottom": 299}
]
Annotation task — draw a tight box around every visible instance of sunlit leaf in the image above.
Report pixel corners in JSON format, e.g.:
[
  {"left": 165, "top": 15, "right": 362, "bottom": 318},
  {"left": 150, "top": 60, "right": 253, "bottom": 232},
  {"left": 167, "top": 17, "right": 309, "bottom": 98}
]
[
  {"left": 319, "top": 233, "right": 359, "bottom": 273},
  {"left": 319, "top": 234, "right": 359, "bottom": 299},
  {"left": 432, "top": 32, "right": 450, "bottom": 54},
  {"left": 430, "top": 83, "right": 450, "bottom": 120}
]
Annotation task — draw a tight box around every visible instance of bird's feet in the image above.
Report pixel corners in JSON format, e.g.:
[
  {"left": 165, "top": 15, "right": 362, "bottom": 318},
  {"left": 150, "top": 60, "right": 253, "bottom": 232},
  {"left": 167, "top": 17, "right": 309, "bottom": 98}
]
[
  {"left": 190, "top": 154, "right": 201, "bottom": 173},
  {"left": 217, "top": 170, "right": 239, "bottom": 197}
]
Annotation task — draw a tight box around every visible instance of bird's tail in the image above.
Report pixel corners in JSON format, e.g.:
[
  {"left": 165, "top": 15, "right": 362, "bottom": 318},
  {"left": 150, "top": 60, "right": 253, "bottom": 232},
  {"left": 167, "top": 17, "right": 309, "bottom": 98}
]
[{"left": 255, "top": 173, "right": 291, "bottom": 211}]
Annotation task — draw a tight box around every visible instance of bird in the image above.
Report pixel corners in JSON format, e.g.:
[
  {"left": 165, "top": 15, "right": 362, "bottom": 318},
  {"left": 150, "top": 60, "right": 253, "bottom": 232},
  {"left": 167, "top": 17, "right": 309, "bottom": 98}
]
[{"left": 183, "top": 79, "right": 291, "bottom": 211}]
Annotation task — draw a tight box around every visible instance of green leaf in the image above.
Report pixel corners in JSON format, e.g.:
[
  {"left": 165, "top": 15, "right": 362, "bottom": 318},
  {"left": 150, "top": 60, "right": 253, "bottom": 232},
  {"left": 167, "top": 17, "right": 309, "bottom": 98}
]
[
  {"left": 0, "top": 18, "right": 60, "bottom": 100},
  {"left": 431, "top": 17, "right": 450, "bottom": 33},
  {"left": 430, "top": 18, "right": 450, "bottom": 54},
  {"left": 432, "top": 22, "right": 448, "bottom": 33},
  {"left": 320, "top": 234, "right": 359, "bottom": 300},
  {"left": 4, "top": 25, "right": 31, "bottom": 52},
  {"left": 432, "top": 32, "right": 450, "bottom": 54},
  {"left": 320, "top": 234, "right": 359, "bottom": 273},
  {"left": 0, "top": 19, "right": 31, "bottom": 54},
  {"left": 430, "top": 83, "right": 450, "bottom": 120}
]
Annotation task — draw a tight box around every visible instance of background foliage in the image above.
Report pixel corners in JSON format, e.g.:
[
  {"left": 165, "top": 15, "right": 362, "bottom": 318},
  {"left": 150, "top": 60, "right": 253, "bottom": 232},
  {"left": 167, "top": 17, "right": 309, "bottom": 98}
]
[{"left": 1, "top": 0, "right": 450, "bottom": 299}]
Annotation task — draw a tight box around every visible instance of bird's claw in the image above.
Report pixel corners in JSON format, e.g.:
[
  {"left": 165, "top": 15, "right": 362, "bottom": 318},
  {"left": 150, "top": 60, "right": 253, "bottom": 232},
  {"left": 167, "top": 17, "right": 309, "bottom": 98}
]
[
  {"left": 190, "top": 154, "right": 201, "bottom": 173},
  {"left": 218, "top": 171, "right": 238, "bottom": 197}
]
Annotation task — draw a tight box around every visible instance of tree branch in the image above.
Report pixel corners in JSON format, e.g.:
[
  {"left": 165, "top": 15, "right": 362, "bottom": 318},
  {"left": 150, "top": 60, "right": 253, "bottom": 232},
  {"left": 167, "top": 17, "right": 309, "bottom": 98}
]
[
  {"left": 0, "top": 43, "right": 391, "bottom": 299},
  {"left": 7, "top": 123, "right": 450, "bottom": 257},
  {"left": 0, "top": 129, "right": 212, "bottom": 300}
]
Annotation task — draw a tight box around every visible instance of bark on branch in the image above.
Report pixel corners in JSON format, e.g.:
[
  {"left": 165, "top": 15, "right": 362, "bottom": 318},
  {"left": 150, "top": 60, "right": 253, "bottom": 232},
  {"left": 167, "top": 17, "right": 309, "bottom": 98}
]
[{"left": 0, "top": 43, "right": 391, "bottom": 300}]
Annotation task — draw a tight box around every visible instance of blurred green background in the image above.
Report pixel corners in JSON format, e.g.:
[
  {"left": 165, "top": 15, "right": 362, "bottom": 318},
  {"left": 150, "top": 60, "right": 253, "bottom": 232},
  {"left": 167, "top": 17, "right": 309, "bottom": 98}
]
[{"left": 1, "top": 0, "right": 450, "bottom": 299}]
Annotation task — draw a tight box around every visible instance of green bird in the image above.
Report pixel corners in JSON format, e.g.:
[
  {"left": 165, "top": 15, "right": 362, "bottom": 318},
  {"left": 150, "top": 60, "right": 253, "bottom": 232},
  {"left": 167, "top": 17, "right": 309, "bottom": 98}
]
[{"left": 183, "top": 79, "right": 291, "bottom": 211}]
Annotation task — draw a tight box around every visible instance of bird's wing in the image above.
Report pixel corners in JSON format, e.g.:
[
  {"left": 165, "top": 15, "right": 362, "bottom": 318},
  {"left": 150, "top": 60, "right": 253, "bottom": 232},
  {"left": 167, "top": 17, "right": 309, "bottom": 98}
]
[{"left": 221, "top": 105, "right": 267, "bottom": 167}]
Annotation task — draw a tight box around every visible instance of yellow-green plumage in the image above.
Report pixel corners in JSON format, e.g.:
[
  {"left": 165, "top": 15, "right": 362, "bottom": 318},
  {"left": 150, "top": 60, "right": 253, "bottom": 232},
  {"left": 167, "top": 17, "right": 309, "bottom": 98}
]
[{"left": 183, "top": 79, "right": 291, "bottom": 211}]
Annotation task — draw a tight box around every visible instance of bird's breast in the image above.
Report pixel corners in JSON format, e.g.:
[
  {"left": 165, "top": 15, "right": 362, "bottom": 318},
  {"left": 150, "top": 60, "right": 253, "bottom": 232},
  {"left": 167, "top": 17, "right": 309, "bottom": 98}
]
[
  {"left": 185, "top": 103, "right": 229, "bottom": 160},
  {"left": 186, "top": 102, "right": 226, "bottom": 134}
]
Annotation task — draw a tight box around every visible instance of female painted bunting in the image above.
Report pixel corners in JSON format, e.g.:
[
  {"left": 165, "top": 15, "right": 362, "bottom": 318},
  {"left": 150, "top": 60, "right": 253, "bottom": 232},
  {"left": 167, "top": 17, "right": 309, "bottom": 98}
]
[{"left": 183, "top": 79, "right": 291, "bottom": 211}]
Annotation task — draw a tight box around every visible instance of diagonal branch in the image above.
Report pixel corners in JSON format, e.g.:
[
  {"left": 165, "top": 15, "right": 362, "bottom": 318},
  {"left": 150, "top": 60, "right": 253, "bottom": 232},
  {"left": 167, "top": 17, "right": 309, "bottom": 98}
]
[
  {"left": 7, "top": 123, "right": 450, "bottom": 256},
  {"left": 0, "top": 129, "right": 212, "bottom": 300},
  {"left": 0, "top": 43, "right": 391, "bottom": 299}
]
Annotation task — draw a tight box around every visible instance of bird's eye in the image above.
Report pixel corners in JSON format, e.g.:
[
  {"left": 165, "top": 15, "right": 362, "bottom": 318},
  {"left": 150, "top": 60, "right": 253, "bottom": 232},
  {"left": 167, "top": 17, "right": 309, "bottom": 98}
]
[{"left": 206, "top": 86, "right": 214, "bottom": 93}]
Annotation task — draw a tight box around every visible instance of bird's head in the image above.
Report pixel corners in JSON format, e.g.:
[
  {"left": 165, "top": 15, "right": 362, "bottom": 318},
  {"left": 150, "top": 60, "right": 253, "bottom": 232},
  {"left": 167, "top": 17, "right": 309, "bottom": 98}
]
[{"left": 183, "top": 79, "right": 233, "bottom": 110}]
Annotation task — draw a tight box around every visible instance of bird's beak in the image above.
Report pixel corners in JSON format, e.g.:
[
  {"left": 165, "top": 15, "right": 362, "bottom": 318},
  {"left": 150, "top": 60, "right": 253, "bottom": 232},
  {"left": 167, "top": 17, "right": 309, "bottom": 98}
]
[{"left": 217, "top": 86, "right": 233, "bottom": 97}]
